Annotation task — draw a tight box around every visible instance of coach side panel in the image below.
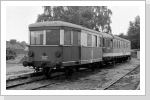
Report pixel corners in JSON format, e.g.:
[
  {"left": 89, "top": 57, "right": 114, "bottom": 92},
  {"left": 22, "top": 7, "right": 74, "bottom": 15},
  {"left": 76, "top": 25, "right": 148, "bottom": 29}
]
[{"left": 80, "top": 30, "right": 103, "bottom": 64}]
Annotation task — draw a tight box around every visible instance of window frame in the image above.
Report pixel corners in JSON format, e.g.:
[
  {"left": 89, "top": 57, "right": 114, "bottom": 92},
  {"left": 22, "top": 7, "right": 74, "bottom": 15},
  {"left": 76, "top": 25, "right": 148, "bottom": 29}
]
[
  {"left": 98, "top": 36, "right": 102, "bottom": 47},
  {"left": 72, "top": 30, "right": 80, "bottom": 46},
  {"left": 30, "top": 29, "right": 61, "bottom": 46},
  {"left": 92, "top": 35, "right": 97, "bottom": 47},
  {"left": 30, "top": 30, "right": 44, "bottom": 45},
  {"left": 87, "top": 33, "right": 92, "bottom": 47},
  {"left": 46, "top": 29, "right": 60, "bottom": 45},
  {"left": 64, "top": 29, "right": 72, "bottom": 45}
]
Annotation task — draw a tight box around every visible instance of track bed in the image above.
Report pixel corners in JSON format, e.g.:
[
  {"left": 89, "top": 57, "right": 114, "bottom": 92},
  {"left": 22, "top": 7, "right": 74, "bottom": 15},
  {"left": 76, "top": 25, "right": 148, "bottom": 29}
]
[{"left": 6, "top": 58, "right": 140, "bottom": 90}]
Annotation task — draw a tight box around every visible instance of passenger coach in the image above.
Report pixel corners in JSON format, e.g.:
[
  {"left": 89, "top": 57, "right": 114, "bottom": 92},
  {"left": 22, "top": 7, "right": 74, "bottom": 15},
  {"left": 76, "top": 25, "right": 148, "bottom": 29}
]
[{"left": 23, "top": 21, "right": 131, "bottom": 78}]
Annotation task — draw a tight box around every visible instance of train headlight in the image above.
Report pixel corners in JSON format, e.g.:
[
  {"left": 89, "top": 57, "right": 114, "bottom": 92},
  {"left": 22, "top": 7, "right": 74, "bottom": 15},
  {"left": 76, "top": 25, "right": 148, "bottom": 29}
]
[
  {"left": 55, "top": 51, "right": 61, "bottom": 57},
  {"left": 23, "top": 61, "right": 28, "bottom": 67},
  {"left": 28, "top": 51, "right": 34, "bottom": 57}
]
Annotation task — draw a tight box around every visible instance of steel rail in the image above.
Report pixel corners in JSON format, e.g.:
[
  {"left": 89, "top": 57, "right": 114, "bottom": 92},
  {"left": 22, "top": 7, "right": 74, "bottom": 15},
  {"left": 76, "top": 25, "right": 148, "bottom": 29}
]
[{"left": 103, "top": 65, "right": 140, "bottom": 90}]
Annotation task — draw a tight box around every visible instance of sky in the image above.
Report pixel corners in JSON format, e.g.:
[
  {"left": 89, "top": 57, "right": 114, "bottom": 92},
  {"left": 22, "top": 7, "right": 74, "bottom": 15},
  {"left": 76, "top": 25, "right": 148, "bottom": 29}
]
[{"left": 6, "top": 6, "right": 140, "bottom": 43}]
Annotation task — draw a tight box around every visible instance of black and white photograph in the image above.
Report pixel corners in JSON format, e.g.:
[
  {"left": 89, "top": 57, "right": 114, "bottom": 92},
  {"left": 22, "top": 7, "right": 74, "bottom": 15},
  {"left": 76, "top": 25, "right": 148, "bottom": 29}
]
[{"left": 1, "top": 1, "right": 145, "bottom": 95}]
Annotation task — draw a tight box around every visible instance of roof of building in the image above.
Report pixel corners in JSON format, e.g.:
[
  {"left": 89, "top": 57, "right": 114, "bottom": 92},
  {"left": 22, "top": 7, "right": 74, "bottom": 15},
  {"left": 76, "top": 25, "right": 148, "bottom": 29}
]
[{"left": 6, "top": 41, "right": 25, "bottom": 50}]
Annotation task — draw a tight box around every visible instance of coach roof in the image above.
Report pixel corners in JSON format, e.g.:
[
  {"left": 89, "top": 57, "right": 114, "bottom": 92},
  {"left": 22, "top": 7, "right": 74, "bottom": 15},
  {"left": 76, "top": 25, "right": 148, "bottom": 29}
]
[
  {"left": 29, "top": 21, "right": 83, "bottom": 29},
  {"left": 29, "top": 21, "right": 113, "bottom": 38},
  {"left": 113, "top": 35, "right": 130, "bottom": 43}
]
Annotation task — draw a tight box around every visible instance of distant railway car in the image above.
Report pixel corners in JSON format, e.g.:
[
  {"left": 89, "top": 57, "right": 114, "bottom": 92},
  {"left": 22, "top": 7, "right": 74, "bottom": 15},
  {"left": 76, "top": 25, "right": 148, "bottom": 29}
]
[
  {"left": 112, "top": 36, "right": 131, "bottom": 62},
  {"left": 23, "top": 21, "right": 131, "bottom": 78}
]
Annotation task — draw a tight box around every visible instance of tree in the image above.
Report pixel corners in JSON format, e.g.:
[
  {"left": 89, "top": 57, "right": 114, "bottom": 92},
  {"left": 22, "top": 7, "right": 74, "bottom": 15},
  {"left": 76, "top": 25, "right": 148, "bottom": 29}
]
[
  {"left": 117, "top": 15, "right": 140, "bottom": 49},
  {"left": 127, "top": 15, "right": 140, "bottom": 49},
  {"left": 117, "top": 33, "right": 127, "bottom": 39},
  {"left": 36, "top": 6, "right": 112, "bottom": 33}
]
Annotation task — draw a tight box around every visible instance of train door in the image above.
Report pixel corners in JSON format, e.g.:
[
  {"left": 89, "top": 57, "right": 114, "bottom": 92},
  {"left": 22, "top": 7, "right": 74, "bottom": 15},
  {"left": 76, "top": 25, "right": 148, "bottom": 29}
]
[
  {"left": 71, "top": 30, "right": 80, "bottom": 62},
  {"left": 62, "top": 29, "right": 72, "bottom": 63},
  {"left": 62, "top": 29, "right": 80, "bottom": 66},
  {"left": 80, "top": 31, "right": 92, "bottom": 64}
]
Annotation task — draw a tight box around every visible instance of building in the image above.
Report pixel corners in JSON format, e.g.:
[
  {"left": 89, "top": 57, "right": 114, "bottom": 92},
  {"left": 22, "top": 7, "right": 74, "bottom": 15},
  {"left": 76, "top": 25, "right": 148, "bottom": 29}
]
[{"left": 6, "top": 39, "right": 26, "bottom": 54}]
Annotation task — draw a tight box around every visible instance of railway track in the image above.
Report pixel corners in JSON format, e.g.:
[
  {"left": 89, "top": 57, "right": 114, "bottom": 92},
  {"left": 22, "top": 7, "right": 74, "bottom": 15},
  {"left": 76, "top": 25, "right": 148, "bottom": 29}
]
[
  {"left": 6, "top": 75, "right": 45, "bottom": 89},
  {"left": 6, "top": 68, "right": 91, "bottom": 90},
  {"left": 6, "top": 60, "right": 140, "bottom": 90},
  {"left": 6, "top": 72, "right": 64, "bottom": 90},
  {"left": 102, "top": 65, "right": 140, "bottom": 90}
]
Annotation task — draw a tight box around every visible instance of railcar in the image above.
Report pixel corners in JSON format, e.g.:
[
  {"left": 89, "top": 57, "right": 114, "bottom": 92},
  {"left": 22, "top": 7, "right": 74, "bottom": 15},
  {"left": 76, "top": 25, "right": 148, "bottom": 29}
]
[
  {"left": 23, "top": 21, "right": 131, "bottom": 78},
  {"left": 111, "top": 36, "right": 131, "bottom": 63}
]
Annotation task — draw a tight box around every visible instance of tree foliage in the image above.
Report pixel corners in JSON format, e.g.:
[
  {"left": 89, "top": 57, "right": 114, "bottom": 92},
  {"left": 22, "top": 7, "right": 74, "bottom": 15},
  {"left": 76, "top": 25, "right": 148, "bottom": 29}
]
[
  {"left": 117, "top": 33, "right": 128, "bottom": 39},
  {"left": 36, "top": 6, "right": 112, "bottom": 33},
  {"left": 117, "top": 15, "right": 140, "bottom": 49},
  {"left": 127, "top": 15, "right": 140, "bottom": 49}
]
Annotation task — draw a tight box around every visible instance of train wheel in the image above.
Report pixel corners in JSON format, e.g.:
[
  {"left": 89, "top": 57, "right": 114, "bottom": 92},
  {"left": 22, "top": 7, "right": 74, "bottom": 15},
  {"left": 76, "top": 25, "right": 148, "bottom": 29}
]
[
  {"left": 65, "top": 68, "right": 74, "bottom": 79},
  {"left": 95, "top": 63, "right": 100, "bottom": 69},
  {"left": 97, "top": 62, "right": 101, "bottom": 69},
  {"left": 90, "top": 64, "right": 96, "bottom": 71},
  {"left": 91, "top": 67, "right": 95, "bottom": 71},
  {"left": 43, "top": 68, "right": 53, "bottom": 79},
  {"left": 75, "top": 67, "right": 80, "bottom": 72}
]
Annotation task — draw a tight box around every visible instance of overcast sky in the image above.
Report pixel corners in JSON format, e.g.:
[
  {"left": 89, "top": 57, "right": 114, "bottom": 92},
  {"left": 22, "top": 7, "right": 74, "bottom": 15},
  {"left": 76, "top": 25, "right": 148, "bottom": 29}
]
[{"left": 6, "top": 6, "right": 140, "bottom": 43}]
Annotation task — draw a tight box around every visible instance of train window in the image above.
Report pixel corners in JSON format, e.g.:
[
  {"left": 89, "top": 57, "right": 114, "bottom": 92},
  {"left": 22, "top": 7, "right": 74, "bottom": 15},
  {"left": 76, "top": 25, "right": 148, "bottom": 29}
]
[
  {"left": 128, "top": 43, "right": 129, "bottom": 48},
  {"left": 115, "top": 40, "right": 117, "bottom": 48},
  {"left": 120, "top": 41, "right": 122, "bottom": 48},
  {"left": 100, "top": 37, "right": 103, "bottom": 47},
  {"left": 116, "top": 41, "right": 118, "bottom": 48},
  {"left": 104, "top": 38, "right": 107, "bottom": 47},
  {"left": 73, "top": 31, "right": 79, "bottom": 45},
  {"left": 123, "top": 42, "right": 125, "bottom": 48},
  {"left": 113, "top": 40, "right": 115, "bottom": 48},
  {"left": 87, "top": 34, "right": 92, "bottom": 46},
  {"left": 98, "top": 36, "right": 101, "bottom": 47},
  {"left": 110, "top": 39, "right": 113, "bottom": 48},
  {"left": 115, "top": 41, "right": 116, "bottom": 48},
  {"left": 116, "top": 41, "right": 117, "bottom": 48},
  {"left": 64, "top": 30, "right": 71, "bottom": 45},
  {"left": 124, "top": 42, "right": 126, "bottom": 48},
  {"left": 118, "top": 41, "right": 120, "bottom": 48},
  {"left": 103, "top": 38, "right": 105, "bottom": 47},
  {"left": 46, "top": 30, "right": 60, "bottom": 45},
  {"left": 30, "top": 31, "right": 44, "bottom": 45},
  {"left": 120, "top": 41, "right": 121, "bottom": 48},
  {"left": 93, "top": 35, "right": 97, "bottom": 47},
  {"left": 31, "top": 32, "right": 35, "bottom": 45},
  {"left": 105, "top": 39, "right": 108, "bottom": 47},
  {"left": 119, "top": 41, "right": 121, "bottom": 48}
]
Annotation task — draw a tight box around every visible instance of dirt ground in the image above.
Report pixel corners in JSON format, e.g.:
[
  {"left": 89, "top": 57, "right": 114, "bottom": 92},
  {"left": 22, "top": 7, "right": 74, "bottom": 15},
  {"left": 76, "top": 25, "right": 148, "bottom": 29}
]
[
  {"left": 37, "top": 58, "right": 140, "bottom": 90},
  {"left": 6, "top": 58, "right": 140, "bottom": 90},
  {"left": 106, "top": 66, "right": 140, "bottom": 90},
  {"left": 6, "top": 54, "right": 33, "bottom": 76},
  {"left": 6, "top": 63, "right": 34, "bottom": 76}
]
